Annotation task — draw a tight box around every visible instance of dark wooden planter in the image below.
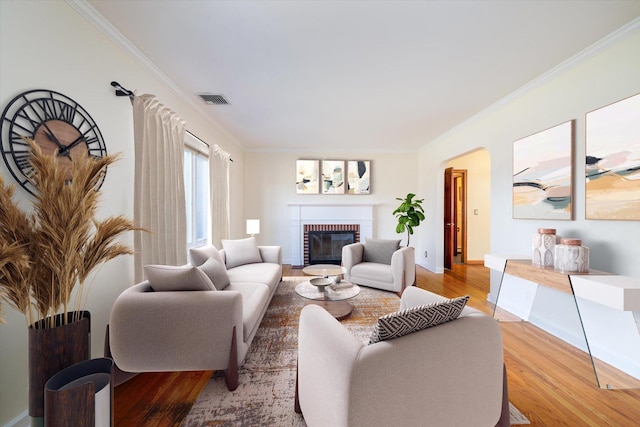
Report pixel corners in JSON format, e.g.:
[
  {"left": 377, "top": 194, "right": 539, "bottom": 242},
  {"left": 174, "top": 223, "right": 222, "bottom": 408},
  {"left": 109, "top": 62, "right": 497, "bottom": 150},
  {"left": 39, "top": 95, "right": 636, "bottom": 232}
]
[
  {"left": 44, "top": 357, "right": 114, "bottom": 427},
  {"left": 28, "top": 311, "right": 91, "bottom": 417}
]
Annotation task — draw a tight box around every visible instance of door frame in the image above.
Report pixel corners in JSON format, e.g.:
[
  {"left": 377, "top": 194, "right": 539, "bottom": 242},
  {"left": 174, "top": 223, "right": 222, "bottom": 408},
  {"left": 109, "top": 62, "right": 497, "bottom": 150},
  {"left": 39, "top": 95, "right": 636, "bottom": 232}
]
[
  {"left": 444, "top": 168, "right": 467, "bottom": 269},
  {"left": 454, "top": 170, "right": 468, "bottom": 264}
]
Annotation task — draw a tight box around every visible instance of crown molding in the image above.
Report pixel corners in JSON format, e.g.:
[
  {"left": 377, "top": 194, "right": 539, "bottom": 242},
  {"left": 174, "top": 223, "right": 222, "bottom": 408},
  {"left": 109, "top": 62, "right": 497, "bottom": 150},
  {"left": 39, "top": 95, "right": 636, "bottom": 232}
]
[
  {"left": 65, "top": 0, "right": 242, "bottom": 147},
  {"left": 67, "top": 0, "right": 638, "bottom": 153},
  {"left": 427, "top": 16, "right": 640, "bottom": 148}
]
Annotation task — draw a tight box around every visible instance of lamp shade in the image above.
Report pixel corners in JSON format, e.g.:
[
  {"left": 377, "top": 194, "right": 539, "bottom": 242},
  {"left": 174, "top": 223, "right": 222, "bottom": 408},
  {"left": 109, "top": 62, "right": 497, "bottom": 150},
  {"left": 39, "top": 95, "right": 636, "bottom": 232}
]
[{"left": 246, "top": 219, "right": 260, "bottom": 236}]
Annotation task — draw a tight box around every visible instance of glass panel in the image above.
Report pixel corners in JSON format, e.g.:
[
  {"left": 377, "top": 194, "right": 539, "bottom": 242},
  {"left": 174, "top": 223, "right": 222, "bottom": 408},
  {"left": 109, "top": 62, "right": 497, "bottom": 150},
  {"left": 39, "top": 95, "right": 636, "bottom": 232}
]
[
  {"left": 184, "top": 147, "right": 210, "bottom": 249},
  {"left": 308, "top": 231, "right": 355, "bottom": 265},
  {"left": 492, "top": 258, "right": 640, "bottom": 389},
  {"left": 571, "top": 287, "right": 640, "bottom": 390},
  {"left": 184, "top": 150, "right": 194, "bottom": 246},
  {"left": 195, "top": 153, "right": 209, "bottom": 245}
]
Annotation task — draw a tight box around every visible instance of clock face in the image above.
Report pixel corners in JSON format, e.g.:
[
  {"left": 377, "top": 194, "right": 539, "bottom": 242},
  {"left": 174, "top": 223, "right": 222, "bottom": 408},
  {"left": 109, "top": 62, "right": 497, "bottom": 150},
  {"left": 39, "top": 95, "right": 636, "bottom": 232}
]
[{"left": 1, "top": 89, "right": 107, "bottom": 195}]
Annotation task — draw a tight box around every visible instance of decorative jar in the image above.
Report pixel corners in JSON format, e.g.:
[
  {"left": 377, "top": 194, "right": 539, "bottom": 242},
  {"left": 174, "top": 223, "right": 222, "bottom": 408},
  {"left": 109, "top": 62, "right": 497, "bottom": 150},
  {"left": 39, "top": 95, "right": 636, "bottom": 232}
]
[
  {"left": 554, "top": 238, "right": 589, "bottom": 273},
  {"left": 532, "top": 228, "right": 559, "bottom": 267}
]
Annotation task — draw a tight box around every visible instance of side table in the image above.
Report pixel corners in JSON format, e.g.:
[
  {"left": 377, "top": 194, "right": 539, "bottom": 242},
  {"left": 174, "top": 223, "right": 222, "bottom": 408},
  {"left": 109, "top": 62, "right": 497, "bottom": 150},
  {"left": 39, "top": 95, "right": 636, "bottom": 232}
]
[{"left": 486, "top": 254, "right": 640, "bottom": 389}]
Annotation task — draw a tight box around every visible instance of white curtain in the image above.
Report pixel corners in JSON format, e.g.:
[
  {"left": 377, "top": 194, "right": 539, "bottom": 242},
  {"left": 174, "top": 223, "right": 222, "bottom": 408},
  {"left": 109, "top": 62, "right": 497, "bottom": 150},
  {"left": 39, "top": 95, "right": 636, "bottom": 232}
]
[
  {"left": 132, "top": 93, "right": 187, "bottom": 282},
  {"left": 209, "top": 143, "right": 231, "bottom": 247}
]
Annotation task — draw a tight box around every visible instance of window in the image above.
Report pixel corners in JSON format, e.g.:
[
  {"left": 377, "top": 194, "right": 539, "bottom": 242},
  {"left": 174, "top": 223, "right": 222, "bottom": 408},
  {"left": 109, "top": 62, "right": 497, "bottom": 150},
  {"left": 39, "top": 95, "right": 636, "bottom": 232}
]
[{"left": 184, "top": 142, "right": 210, "bottom": 249}]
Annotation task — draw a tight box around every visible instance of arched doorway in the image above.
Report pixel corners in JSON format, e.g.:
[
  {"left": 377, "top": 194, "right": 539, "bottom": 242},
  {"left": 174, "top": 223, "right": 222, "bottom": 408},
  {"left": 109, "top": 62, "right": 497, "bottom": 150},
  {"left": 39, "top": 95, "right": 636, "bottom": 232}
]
[{"left": 443, "top": 149, "right": 491, "bottom": 269}]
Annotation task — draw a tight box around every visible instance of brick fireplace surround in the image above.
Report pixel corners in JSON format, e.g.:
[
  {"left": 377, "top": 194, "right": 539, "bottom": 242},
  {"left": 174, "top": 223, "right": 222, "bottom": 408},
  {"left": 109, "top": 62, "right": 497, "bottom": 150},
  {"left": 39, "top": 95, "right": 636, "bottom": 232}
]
[
  {"left": 304, "top": 224, "right": 360, "bottom": 265},
  {"left": 288, "top": 204, "right": 374, "bottom": 266}
]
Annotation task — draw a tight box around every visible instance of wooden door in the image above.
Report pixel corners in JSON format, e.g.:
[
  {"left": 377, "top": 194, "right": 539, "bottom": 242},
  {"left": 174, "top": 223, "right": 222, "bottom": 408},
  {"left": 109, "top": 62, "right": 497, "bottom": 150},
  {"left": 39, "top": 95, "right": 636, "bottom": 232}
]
[
  {"left": 444, "top": 167, "right": 455, "bottom": 269},
  {"left": 454, "top": 170, "right": 468, "bottom": 264}
]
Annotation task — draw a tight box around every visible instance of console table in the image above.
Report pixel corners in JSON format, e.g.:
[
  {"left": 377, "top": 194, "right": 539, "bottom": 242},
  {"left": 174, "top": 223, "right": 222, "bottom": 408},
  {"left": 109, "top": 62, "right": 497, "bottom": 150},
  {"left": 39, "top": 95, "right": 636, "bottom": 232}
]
[{"left": 485, "top": 254, "right": 640, "bottom": 389}]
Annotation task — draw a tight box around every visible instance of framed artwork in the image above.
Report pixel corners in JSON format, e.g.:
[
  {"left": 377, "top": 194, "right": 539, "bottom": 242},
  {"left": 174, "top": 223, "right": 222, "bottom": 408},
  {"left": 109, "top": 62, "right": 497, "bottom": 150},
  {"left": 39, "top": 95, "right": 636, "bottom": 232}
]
[
  {"left": 512, "top": 120, "right": 574, "bottom": 220},
  {"left": 321, "top": 160, "right": 345, "bottom": 194},
  {"left": 585, "top": 93, "right": 640, "bottom": 220},
  {"left": 347, "top": 160, "right": 371, "bottom": 194},
  {"left": 296, "top": 160, "right": 319, "bottom": 194}
]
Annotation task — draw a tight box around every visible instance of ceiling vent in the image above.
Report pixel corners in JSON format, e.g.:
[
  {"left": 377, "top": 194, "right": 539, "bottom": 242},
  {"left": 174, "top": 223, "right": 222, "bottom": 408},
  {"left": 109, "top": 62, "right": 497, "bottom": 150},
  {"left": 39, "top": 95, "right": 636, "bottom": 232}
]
[{"left": 198, "top": 93, "right": 229, "bottom": 105}]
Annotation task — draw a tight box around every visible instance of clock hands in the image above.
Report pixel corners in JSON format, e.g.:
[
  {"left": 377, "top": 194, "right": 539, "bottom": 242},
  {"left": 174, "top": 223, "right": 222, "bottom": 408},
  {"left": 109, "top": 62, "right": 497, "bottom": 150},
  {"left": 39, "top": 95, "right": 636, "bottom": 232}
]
[
  {"left": 42, "top": 122, "right": 72, "bottom": 159},
  {"left": 66, "top": 135, "right": 86, "bottom": 151},
  {"left": 58, "top": 135, "right": 86, "bottom": 157},
  {"left": 42, "top": 123, "right": 63, "bottom": 147},
  {"left": 2, "top": 89, "right": 108, "bottom": 195},
  {"left": 44, "top": 130, "right": 64, "bottom": 149},
  {"left": 41, "top": 124, "right": 86, "bottom": 159},
  {"left": 43, "top": 129, "right": 73, "bottom": 161}
]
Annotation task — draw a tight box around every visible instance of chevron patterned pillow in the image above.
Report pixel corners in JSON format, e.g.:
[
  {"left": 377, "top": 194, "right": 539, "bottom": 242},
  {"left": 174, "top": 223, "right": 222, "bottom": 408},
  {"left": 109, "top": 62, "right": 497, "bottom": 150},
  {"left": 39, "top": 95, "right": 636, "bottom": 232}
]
[{"left": 369, "top": 295, "right": 470, "bottom": 344}]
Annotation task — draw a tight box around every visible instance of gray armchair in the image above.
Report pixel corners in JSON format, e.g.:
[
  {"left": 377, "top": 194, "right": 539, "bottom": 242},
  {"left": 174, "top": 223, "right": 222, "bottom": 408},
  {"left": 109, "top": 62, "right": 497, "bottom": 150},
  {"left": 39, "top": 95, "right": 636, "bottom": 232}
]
[{"left": 342, "top": 239, "right": 415, "bottom": 293}]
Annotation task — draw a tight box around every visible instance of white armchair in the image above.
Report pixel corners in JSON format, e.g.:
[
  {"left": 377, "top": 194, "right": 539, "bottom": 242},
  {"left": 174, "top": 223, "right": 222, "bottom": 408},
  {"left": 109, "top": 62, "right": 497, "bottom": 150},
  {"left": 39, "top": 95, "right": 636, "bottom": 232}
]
[
  {"left": 342, "top": 239, "right": 415, "bottom": 293},
  {"left": 295, "top": 286, "right": 509, "bottom": 427}
]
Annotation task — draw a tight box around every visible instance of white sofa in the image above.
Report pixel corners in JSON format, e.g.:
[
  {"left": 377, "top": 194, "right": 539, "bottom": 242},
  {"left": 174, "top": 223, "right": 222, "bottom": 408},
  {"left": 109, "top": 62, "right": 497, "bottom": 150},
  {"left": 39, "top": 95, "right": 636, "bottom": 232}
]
[
  {"left": 109, "top": 239, "right": 282, "bottom": 391},
  {"left": 296, "top": 286, "right": 508, "bottom": 426}
]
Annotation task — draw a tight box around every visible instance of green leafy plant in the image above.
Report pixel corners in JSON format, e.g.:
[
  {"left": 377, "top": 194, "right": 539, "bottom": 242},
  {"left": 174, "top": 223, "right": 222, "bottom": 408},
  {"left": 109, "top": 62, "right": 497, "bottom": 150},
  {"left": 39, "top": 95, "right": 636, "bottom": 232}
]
[{"left": 393, "top": 193, "right": 425, "bottom": 246}]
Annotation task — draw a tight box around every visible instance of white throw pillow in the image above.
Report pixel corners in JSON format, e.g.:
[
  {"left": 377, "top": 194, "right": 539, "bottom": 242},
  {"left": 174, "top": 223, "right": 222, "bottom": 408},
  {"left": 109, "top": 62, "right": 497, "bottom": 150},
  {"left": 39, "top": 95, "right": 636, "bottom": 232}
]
[
  {"left": 189, "top": 244, "right": 224, "bottom": 267},
  {"left": 369, "top": 295, "right": 469, "bottom": 344},
  {"left": 221, "top": 237, "right": 263, "bottom": 269},
  {"left": 144, "top": 264, "right": 216, "bottom": 292},
  {"left": 198, "top": 257, "right": 231, "bottom": 290}
]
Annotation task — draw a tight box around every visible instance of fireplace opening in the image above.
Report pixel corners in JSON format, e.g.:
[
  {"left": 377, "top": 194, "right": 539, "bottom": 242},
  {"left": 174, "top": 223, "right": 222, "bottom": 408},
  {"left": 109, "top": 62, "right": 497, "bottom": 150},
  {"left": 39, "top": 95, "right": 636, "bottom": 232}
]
[{"left": 308, "top": 230, "right": 356, "bottom": 265}]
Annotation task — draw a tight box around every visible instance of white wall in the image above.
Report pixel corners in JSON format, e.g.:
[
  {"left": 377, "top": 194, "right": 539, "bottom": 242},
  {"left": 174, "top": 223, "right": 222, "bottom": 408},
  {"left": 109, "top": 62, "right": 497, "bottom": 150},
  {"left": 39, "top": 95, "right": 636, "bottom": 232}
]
[
  {"left": 243, "top": 151, "right": 419, "bottom": 265},
  {"left": 418, "top": 29, "right": 640, "bottom": 378},
  {"left": 0, "top": 2, "right": 243, "bottom": 424},
  {"left": 418, "top": 29, "right": 640, "bottom": 278},
  {"left": 2, "top": 1, "right": 639, "bottom": 423},
  {"left": 445, "top": 149, "right": 491, "bottom": 262}
]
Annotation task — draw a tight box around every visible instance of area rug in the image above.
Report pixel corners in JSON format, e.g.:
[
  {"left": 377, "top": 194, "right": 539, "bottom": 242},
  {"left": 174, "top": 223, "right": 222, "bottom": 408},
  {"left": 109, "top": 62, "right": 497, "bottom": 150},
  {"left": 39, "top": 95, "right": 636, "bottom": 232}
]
[
  {"left": 182, "top": 278, "right": 529, "bottom": 426},
  {"left": 510, "top": 403, "right": 531, "bottom": 425}
]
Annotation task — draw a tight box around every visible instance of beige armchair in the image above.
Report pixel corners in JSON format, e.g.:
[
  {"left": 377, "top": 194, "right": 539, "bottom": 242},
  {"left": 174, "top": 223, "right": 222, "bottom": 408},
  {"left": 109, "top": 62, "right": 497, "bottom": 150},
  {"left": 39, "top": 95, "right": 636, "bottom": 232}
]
[
  {"left": 342, "top": 239, "right": 415, "bottom": 293},
  {"left": 295, "top": 286, "right": 509, "bottom": 427}
]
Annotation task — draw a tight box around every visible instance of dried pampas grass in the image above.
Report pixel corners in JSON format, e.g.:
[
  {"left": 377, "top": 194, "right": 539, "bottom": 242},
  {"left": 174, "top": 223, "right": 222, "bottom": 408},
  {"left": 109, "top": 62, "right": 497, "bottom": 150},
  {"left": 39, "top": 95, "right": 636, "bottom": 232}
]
[{"left": 0, "top": 139, "right": 140, "bottom": 327}]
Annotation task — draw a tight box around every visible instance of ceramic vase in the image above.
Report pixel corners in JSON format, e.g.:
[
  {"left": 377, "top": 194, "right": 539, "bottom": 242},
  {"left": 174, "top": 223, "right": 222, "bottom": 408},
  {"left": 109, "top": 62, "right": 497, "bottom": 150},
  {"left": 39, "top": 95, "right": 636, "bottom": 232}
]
[
  {"left": 554, "top": 238, "right": 589, "bottom": 273},
  {"left": 532, "top": 228, "right": 559, "bottom": 267}
]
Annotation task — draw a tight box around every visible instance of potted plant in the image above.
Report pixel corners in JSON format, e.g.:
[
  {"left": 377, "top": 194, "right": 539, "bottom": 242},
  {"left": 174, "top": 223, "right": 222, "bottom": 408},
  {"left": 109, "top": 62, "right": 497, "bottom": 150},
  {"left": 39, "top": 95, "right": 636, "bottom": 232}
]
[
  {"left": 0, "top": 139, "right": 139, "bottom": 417},
  {"left": 393, "top": 193, "right": 425, "bottom": 246}
]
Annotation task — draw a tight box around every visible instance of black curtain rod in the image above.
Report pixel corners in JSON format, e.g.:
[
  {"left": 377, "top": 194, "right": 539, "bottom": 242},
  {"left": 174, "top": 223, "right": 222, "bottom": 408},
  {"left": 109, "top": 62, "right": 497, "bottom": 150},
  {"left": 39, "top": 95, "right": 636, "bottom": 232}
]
[
  {"left": 110, "top": 81, "right": 233, "bottom": 162},
  {"left": 111, "top": 81, "right": 134, "bottom": 98}
]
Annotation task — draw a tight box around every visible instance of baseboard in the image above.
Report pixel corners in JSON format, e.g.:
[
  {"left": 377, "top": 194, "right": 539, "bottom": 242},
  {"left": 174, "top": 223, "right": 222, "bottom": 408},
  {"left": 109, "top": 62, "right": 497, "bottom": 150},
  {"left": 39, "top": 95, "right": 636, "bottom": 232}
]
[
  {"left": 466, "top": 260, "right": 484, "bottom": 265},
  {"left": 3, "top": 411, "right": 29, "bottom": 427}
]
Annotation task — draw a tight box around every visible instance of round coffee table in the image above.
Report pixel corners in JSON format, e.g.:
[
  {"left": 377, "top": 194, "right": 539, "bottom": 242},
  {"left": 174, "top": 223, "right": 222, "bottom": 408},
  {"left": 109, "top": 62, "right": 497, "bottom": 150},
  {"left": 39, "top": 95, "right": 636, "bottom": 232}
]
[
  {"left": 302, "top": 264, "right": 347, "bottom": 281},
  {"left": 295, "top": 280, "right": 360, "bottom": 320}
]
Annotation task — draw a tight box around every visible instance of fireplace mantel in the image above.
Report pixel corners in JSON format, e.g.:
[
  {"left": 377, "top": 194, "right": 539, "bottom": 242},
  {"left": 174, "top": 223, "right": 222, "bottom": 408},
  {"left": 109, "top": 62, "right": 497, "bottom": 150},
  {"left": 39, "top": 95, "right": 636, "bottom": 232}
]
[{"left": 288, "top": 204, "right": 374, "bottom": 266}]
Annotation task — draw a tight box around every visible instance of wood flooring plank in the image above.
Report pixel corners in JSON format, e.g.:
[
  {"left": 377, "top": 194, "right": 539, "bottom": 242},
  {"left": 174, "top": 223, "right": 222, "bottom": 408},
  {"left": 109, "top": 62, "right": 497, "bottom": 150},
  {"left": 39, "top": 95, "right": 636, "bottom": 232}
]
[
  {"left": 114, "top": 371, "right": 212, "bottom": 426},
  {"left": 415, "top": 264, "right": 640, "bottom": 427},
  {"left": 112, "top": 263, "right": 640, "bottom": 426}
]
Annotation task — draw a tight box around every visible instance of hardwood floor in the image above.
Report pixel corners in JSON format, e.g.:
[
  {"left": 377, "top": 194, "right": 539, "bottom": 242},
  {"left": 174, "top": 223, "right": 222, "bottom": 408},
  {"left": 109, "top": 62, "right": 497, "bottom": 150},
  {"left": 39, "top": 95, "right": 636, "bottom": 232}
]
[
  {"left": 414, "top": 264, "right": 640, "bottom": 427},
  {"left": 114, "top": 264, "right": 640, "bottom": 426}
]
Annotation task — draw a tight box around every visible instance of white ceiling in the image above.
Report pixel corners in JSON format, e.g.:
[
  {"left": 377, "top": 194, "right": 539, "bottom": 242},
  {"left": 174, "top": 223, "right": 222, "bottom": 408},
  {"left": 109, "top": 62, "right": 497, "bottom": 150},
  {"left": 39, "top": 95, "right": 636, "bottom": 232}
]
[{"left": 86, "top": 0, "right": 640, "bottom": 152}]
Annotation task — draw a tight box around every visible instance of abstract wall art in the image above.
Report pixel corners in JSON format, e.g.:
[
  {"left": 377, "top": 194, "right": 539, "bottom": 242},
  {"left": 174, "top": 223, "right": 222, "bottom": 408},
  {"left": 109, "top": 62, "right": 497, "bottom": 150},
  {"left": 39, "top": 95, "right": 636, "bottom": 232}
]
[
  {"left": 513, "top": 120, "right": 574, "bottom": 220},
  {"left": 347, "top": 160, "right": 371, "bottom": 194},
  {"left": 321, "top": 160, "right": 345, "bottom": 194},
  {"left": 585, "top": 93, "right": 640, "bottom": 220},
  {"left": 296, "top": 160, "right": 319, "bottom": 194}
]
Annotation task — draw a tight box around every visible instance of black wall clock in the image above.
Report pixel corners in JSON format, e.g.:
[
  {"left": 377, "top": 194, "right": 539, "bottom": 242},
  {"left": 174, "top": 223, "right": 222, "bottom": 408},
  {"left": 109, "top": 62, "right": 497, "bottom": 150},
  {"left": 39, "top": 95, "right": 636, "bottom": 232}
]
[{"left": 1, "top": 89, "right": 107, "bottom": 195}]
